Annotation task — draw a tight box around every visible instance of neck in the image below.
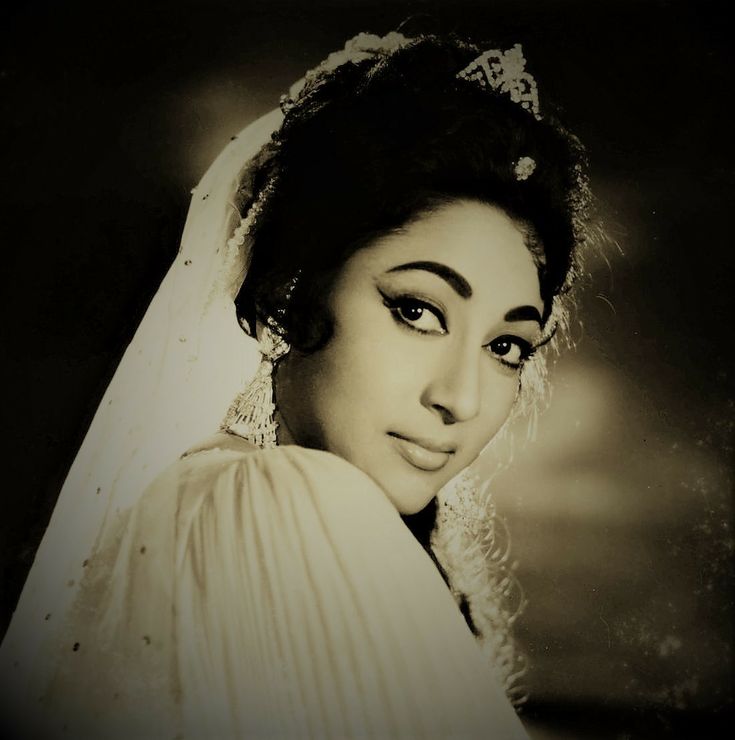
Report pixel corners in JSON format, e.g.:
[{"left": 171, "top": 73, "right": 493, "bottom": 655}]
[{"left": 274, "top": 408, "right": 297, "bottom": 446}]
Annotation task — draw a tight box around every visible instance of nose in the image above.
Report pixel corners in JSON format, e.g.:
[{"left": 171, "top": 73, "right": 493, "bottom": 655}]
[{"left": 420, "top": 343, "right": 482, "bottom": 424}]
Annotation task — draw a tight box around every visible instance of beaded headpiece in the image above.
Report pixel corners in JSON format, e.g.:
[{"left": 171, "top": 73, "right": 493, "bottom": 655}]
[{"left": 456, "top": 43, "right": 541, "bottom": 121}]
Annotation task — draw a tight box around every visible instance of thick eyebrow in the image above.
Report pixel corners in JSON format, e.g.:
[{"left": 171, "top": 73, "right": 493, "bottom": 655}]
[
  {"left": 504, "top": 305, "right": 543, "bottom": 325},
  {"left": 385, "top": 261, "right": 473, "bottom": 299}
]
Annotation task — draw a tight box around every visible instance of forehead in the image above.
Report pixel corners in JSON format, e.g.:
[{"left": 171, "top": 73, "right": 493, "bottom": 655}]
[{"left": 346, "top": 199, "right": 543, "bottom": 311}]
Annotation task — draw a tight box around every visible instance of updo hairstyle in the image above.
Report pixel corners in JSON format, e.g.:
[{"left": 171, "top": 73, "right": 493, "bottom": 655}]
[{"left": 234, "top": 34, "right": 590, "bottom": 352}]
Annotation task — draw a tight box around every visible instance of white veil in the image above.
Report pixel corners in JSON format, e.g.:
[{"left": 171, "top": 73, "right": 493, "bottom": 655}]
[{"left": 0, "top": 107, "right": 283, "bottom": 692}]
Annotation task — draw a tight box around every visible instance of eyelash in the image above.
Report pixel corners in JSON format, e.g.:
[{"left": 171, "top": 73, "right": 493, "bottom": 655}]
[
  {"left": 381, "top": 292, "right": 447, "bottom": 335},
  {"left": 380, "top": 292, "right": 537, "bottom": 369}
]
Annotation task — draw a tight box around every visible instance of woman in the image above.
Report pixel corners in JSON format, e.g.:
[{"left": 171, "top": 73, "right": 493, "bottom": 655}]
[{"left": 0, "top": 32, "right": 591, "bottom": 737}]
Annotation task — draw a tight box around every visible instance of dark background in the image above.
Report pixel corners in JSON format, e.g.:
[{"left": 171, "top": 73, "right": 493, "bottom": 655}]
[{"left": 1, "top": 1, "right": 732, "bottom": 737}]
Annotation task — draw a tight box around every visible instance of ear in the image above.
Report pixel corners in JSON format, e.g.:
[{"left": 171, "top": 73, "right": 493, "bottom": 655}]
[{"left": 255, "top": 318, "right": 288, "bottom": 345}]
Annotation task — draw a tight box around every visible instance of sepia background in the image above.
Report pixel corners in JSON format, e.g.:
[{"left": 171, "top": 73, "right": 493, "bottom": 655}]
[{"left": 1, "top": 0, "right": 732, "bottom": 737}]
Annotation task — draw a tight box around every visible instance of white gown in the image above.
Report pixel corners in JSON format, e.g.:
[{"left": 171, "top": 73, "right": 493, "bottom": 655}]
[{"left": 2, "top": 434, "right": 528, "bottom": 738}]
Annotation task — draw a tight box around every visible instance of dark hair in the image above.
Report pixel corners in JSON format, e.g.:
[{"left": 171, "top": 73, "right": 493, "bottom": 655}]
[{"left": 235, "top": 34, "right": 589, "bottom": 351}]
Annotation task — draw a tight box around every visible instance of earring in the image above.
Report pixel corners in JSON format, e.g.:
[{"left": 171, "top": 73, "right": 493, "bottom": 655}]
[{"left": 221, "top": 323, "right": 290, "bottom": 448}]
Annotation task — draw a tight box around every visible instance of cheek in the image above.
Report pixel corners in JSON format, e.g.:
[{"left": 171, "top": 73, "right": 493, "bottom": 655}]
[
  {"left": 467, "top": 373, "right": 520, "bottom": 453},
  {"left": 315, "top": 288, "right": 410, "bottom": 423},
  {"left": 316, "top": 331, "right": 402, "bottom": 434}
]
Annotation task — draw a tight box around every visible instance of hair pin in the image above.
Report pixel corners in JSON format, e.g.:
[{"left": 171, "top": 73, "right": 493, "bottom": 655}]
[{"left": 514, "top": 156, "right": 536, "bottom": 181}]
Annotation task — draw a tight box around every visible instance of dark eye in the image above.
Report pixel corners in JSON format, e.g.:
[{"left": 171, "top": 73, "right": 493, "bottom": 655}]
[
  {"left": 383, "top": 295, "right": 446, "bottom": 334},
  {"left": 398, "top": 302, "right": 425, "bottom": 323},
  {"left": 487, "top": 335, "right": 533, "bottom": 368}
]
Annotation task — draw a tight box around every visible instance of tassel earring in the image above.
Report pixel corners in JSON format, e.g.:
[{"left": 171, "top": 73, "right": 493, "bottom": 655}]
[{"left": 221, "top": 323, "right": 290, "bottom": 448}]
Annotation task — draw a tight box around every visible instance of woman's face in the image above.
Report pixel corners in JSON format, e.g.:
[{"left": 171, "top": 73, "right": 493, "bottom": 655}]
[{"left": 275, "top": 199, "right": 544, "bottom": 514}]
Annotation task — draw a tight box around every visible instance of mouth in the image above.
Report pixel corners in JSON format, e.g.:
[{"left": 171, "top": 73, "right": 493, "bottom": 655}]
[{"left": 388, "top": 432, "right": 455, "bottom": 472}]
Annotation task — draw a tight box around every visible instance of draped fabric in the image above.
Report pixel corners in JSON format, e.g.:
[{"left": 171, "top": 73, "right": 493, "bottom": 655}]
[{"left": 2, "top": 435, "right": 527, "bottom": 738}]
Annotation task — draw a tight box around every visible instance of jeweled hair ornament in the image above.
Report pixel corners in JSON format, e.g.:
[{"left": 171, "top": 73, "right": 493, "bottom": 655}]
[
  {"left": 457, "top": 43, "right": 541, "bottom": 120},
  {"left": 514, "top": 156, "right": 536, "bottom": 181}
]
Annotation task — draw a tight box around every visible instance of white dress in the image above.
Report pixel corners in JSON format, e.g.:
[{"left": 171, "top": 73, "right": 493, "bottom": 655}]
[{"left": 2, "top": 434, "right": 528, "bottom": 739}]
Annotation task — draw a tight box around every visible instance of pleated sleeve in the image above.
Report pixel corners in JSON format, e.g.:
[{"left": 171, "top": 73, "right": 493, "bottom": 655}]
[{"left": 6, "top": 441, "right": 528, "bottom": 739}]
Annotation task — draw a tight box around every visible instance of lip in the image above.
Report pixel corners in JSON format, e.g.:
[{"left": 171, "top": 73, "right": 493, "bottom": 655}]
[{"left": 388, "top": 432, "right": 455, "bottom": 472}]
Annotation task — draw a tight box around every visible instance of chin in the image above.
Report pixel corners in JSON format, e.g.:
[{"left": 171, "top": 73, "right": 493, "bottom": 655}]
[{"left": 377, "top": 473, "right": 442, "bottom": 515}]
